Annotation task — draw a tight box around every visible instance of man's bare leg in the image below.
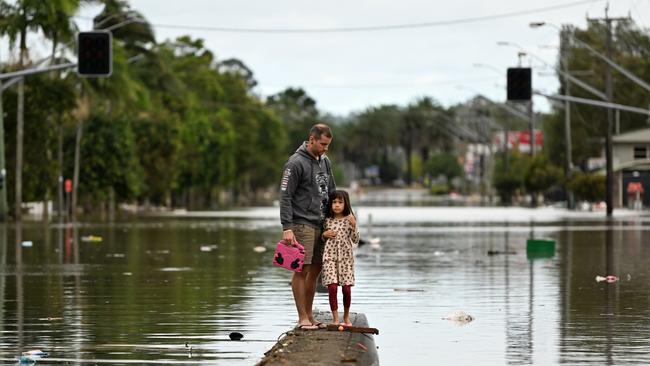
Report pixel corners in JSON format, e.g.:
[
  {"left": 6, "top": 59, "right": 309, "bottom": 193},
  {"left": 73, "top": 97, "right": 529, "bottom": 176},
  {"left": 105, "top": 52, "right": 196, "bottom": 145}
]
[
  {"left": 292, "top": 266, "right": 311, "bottom": 326},
  {"left": 305, "top": 263, "right": 322, "bottom": 324}
]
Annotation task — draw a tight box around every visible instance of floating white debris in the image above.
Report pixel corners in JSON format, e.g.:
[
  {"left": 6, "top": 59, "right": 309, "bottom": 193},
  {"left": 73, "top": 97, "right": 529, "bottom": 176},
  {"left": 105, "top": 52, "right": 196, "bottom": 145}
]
[
  {"left": 20, "top": 349, "right": 48, "bottom": 362},
  {"left": 443, "top": 311, "right": 474, "bottom": 325},
  {"left": 21, "top": 241, "right": 33, "bottom": 247},
  {"left": 253, "top": 246, "right": 266, "bottom": 253},
  {"left": 159, "top": 267, "right": 192, "bottom": 272},
  {"left": 595, "top": 275, "right": 618, "bottom": 283}
]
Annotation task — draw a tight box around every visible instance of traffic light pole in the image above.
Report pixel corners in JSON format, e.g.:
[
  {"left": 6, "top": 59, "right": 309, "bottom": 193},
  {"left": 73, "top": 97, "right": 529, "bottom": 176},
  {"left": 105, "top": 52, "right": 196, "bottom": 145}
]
[
  {"left": 528, "top": 99, "right": 535, "bottom": 157},
  {"left": 0, "top": 63, "right": 76, "bottom": 81}
]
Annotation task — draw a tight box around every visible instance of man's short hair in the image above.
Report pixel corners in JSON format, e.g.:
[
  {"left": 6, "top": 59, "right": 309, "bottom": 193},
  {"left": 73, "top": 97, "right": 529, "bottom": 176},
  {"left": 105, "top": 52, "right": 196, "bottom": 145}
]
[{"left": 309, "top": 123, "right": 332, "bottom": 139}]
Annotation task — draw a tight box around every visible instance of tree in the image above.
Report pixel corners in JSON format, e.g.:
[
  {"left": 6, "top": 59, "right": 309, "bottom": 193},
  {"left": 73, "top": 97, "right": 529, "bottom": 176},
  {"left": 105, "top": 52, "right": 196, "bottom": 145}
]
[
  {"left": 547, "top": 21, "right": 650, "bottom": 169},
  {"left": 493, "top": 150, "right": 530, "bottom": 205},
  {"left": 523, "top": 155, "right": 563, "bottom": 204},
  {"left": 267, "top": 87, "right": 319, "bottom": 153},
  {"left": 425, "top": 153, "right": 463, "bottom": 181},
  {"left": 568, "top": 172, "right": 605, "bottom": 202}
]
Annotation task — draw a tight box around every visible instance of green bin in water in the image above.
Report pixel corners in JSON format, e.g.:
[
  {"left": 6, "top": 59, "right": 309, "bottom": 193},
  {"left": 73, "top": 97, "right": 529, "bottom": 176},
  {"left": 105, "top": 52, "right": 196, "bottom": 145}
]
[{"left": 526, "top": 238, "right": 555, "bottom": 259}]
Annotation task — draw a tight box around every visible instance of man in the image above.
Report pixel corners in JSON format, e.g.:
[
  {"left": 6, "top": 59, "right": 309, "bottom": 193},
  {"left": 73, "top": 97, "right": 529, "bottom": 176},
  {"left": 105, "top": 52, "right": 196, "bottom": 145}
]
[{"left": 280, "top": 123, "right": 336, "bottom": 330}]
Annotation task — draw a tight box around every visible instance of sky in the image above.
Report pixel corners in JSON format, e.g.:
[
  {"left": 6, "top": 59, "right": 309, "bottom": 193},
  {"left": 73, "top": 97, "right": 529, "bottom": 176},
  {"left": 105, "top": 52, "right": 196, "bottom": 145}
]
[{"left": 5, "top": 0, "right": 650, "bottom": 116}]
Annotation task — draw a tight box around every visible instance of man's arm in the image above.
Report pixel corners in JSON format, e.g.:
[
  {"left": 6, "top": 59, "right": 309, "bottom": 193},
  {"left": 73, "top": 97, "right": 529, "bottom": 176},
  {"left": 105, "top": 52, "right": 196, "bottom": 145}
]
[{"left": 280, "top": 161, "right": 299, "bottom": 242}]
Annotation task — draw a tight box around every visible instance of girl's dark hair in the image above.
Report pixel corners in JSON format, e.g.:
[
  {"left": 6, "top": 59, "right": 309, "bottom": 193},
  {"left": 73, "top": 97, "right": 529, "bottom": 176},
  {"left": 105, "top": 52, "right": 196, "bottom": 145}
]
[{"left": 326, "top": 190, "right": 353, "bottom": 218}]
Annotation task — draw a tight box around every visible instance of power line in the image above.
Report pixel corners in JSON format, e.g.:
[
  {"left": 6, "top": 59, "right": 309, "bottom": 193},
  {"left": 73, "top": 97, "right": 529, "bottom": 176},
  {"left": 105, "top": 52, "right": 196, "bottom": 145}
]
[
  {"left": 262, "top": 77, "right": 498, "bottom": 90},
  {"left": 76, "top": 0, "right": 604, "bottom": 34}
]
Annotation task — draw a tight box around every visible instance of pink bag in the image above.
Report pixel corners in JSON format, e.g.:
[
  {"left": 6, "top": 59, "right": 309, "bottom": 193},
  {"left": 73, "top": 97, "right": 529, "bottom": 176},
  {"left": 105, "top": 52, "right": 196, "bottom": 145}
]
[{"left": 273, "top": 240, "right": 305, "bottom": 272}]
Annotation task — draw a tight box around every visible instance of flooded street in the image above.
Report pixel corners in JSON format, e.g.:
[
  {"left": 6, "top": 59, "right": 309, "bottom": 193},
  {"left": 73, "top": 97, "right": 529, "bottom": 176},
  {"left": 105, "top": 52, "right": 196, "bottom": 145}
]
[{"left": 1, "top": 206, "right": 650, "bottom": 365}]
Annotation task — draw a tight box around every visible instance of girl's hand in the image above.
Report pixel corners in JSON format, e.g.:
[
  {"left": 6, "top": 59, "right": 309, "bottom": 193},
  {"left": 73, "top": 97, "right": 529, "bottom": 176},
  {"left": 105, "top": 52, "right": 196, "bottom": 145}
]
[
  {"left": 322, "top": 229, "right": 337, "bottom": 239},
  {"left": 346, "top": 215, "right": 356, "bottom": 227}
]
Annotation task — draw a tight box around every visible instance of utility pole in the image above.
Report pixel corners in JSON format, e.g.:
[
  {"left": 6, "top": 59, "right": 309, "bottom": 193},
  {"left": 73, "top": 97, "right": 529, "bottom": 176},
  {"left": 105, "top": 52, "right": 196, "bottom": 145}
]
[
  {"left": 588, "top": 8, "right": 630, "bottom": 217},
  {"left": 561, "top": 27, "right": 575, "bottom": 209},
  {"left": 528, "top": 100, "right": 535, "bottom": 157},
  {"left": 15, "top": 79, "right": 24, "bottom": 222},
  {"left": 0, "top": 78, "right": 5, "bottom": 221}
]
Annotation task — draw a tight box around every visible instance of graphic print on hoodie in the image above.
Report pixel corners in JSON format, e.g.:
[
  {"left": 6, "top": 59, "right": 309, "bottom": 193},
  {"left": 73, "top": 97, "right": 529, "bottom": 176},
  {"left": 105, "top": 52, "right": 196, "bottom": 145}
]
[{"left": 280, "top": 142, "right": 336, "bottom": 230}]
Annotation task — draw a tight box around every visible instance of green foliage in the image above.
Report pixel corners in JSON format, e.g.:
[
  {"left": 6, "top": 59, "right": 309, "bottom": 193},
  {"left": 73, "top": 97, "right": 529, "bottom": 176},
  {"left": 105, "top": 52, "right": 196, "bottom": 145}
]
[
  {"left": 267, "top": 87, "right": 319, "bottom": 153},
  {"left": 567, "top": 172, "right": 606, "bottom": 202},
  {"left": 493, "top": 151, "right": 530, "bottom": 205},
  {"left": 546, "top": 22, "right": 650, "bottom": 169},
  {"left": 425, "top": 153, "right": 463, "bottom": 180},
  {"left": 79, "top": 114, "right": 144, "bottom": 202},
  {"left": 523, "top": 155, "right": 564, "bottom": 195},
  {"left": 2, "top": 74, "right": 77, "bottom": 207},
  {"left": 429, "top": 183, "right": 450, "bottom": 195},
  {"left": 131, "top": 115, "right": 182, "bottom": 204}
]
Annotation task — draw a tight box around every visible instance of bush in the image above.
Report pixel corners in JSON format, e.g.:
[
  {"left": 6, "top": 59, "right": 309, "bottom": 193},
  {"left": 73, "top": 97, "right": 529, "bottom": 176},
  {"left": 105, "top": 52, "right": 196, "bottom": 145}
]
[{"left": 567, "top": 173, "right": 605, "bottom": 202}]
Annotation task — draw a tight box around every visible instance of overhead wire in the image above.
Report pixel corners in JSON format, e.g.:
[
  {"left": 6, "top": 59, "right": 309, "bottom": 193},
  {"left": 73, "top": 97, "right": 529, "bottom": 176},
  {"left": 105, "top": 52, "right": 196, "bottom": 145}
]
[{"left": 76, "top": 0, "right": 605, "bottom": 34}]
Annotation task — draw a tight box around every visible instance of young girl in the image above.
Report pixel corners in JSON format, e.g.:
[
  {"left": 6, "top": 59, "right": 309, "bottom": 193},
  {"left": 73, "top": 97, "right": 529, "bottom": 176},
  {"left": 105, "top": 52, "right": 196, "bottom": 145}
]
[{"left": 321, "top": 190, "right": 359, "bottom": 326}]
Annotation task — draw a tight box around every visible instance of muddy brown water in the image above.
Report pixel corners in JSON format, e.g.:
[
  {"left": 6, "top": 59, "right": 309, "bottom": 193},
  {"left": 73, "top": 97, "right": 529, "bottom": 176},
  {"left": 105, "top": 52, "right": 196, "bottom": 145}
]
[{"left": 1, "top": 206, "right": 649, "bottom": 365}]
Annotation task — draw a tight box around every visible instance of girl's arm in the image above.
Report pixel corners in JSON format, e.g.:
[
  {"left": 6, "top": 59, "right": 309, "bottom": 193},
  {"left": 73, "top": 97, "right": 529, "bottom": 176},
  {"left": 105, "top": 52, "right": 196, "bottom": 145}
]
[
  {"left": 349, "top": 220, "right": 359, "bottom": 246},
  {"left": 322, "top": 218, "right": 337, "bottom": 240}
]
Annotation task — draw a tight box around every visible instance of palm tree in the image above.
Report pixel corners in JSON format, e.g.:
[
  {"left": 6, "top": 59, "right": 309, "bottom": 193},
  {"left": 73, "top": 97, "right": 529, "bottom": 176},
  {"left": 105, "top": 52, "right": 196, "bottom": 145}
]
[{"left": 0, "top": 0, "right": 88, "bottom": 221}]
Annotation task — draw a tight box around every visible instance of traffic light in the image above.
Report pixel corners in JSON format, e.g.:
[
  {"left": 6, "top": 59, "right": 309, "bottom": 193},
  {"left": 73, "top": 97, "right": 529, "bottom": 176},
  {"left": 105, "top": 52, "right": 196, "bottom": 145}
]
[
  {"left": 77, "top": 31, "right": 112, "bottom": 77},
  {"left": 507, "top": 67, "right": 531, "bottom": 101}
]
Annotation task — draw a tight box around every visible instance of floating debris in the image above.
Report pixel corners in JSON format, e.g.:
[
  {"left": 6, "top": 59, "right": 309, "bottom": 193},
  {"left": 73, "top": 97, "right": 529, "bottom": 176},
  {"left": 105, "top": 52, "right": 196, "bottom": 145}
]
[
  {"left": 159, "top": 267, "right": 192, "bottom": 272},
  {"left": 487, "top": 250, "right": 516, "bottom": 255},
  {"left": 253, "top": 246, "right": 266, "bottom": 253},
  {"left": 229, "top": 332, "right": 244, "bottom": 341},
  {"left": 443, "top": 311, "right": 474, "bottom": 325},
  {"left": 38, "top": 317, "right": 62, "bottom": 321},
  {"left": 393, "top": 288, "right": 425, "bottom": 292},
  {"left": 20, "top": 350, "right": 48, "bottom": 363},
  {"left": 81, "top": 235, "right": 103, "bottom": 243},
  {"left": 200, "top": 244, "right": 218, "bottom": 252},
  {"left": 369, "top": 237, "right": 381, "bottom": 250},
  {"left": 21, "top": 241, "right": 33, "bottom": 247},
  {"left": 595, "top": 275, "right": 618, "bottom": 283}
]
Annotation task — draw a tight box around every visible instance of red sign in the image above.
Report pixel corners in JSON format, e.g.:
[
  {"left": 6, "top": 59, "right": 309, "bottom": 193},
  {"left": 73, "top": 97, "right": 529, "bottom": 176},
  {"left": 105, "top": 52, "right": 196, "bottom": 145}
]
[
  {"left": 65, "top": 179, "right": 72, "bottom": 193},
  {"left": 493, "top": 130, "right": 544, "bottom": 153}
]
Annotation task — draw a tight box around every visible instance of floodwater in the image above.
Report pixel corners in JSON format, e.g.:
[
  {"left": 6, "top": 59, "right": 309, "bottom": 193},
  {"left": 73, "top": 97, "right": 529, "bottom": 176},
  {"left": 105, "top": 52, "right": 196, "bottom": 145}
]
[{"left": 1, "top": 206, "right": 650, "bottom": 365}]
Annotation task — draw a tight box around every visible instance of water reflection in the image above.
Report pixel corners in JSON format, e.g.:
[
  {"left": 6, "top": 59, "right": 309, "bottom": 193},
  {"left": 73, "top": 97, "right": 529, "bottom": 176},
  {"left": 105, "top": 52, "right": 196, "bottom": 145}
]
[{"left": 0, "top": 209, "right": 649, "bottom": 365}]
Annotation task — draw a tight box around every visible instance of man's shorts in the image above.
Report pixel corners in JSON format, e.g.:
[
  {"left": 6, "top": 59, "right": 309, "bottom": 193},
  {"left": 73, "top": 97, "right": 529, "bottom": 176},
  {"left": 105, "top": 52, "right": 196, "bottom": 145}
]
[{"left": 291, "top": 223, "right": 323, "bottom": 265}]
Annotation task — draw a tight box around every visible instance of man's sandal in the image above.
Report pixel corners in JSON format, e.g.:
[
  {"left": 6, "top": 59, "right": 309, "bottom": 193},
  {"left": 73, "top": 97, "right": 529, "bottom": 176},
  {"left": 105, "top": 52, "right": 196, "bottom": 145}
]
[{"left": 295, "top": 324, "right": 319, "bottom": 330}]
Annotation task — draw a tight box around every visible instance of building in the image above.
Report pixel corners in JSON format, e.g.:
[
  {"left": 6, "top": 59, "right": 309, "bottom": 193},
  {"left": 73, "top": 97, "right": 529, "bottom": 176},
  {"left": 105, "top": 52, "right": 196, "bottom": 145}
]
[{"left": 612, "top": 128, "right": 650, "bottom": 209}]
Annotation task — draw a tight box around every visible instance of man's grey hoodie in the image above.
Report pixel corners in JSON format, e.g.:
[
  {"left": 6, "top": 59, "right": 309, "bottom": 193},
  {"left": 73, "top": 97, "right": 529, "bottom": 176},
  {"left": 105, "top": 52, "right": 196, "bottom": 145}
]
[{"left": 280, "top": 142, "right": 336, "bottom": 231}]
